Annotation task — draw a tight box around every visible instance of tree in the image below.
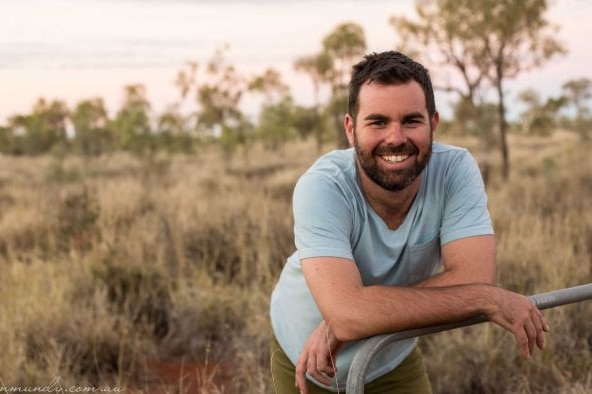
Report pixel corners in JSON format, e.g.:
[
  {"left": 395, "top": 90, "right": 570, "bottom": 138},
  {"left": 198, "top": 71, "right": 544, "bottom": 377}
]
[
  {"left": 196, "top": 46, "right": 252, "bottom": 158},
  {"left": 8, "top": 98, "right": 69, "bottom": 155},
  {"left": 562, "top": 78, "right": 592, "bottom": 139},
  {"left": 71, "top": 97, "right": 113, "bottom": 155},
  {"left": 321, "top": 22, "right": 367, "bottom": 148},
  {"left": 391, "top": 2, "right": 489, "bottom": 136},
  {"left": 294, "top": 52, "right": 334, "bottom": 152},
  {"left": 481, "top": 0, "right": 566, "bottom": 178},
  {"left": 391, "top": 0, "right": 566, "bottom": 178},
  {"left": 517, "top": 89, "right": 566, "bottom": 135},
  {"left": 174, "top": 61, "right": 199, "bottom": 102},
  {"left": 256, "top": 96, "right": 298, "bottom": 151},
  {"left": 248, "top": 68, "right": 290, "bottom": 105},
  {"left": 155, "top": 104, "right": 194, "bottom": 153},
  {"left": 248, "top": 68, "right": 296, "bottom": 151},
  {"left": 111, "top": 84, "right": 153, "bottom": 154},
  {"left": 0, "top": 125, "right": 15, "bottom": 154}
]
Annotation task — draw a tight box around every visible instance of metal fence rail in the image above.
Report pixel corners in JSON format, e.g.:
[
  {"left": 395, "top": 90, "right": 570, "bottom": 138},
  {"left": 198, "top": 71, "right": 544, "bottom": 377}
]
[{"left": 346, "top": 283, "right": 592, "bottom": 393}]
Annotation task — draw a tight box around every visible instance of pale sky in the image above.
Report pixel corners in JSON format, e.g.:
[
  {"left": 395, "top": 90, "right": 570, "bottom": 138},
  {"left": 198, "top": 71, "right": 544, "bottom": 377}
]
[{"left": 0, "top": 0, "right": 590, "bottom": 123}]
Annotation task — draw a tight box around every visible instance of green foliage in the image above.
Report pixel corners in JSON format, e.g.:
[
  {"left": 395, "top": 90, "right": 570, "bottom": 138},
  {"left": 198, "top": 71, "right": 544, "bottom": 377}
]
[
  {"left": 218, "top": 116, "right": 254, "bottom": 157},
  {"left": 294, "top": 52, "right": 334, "bottom": 151},
  {"left": 256, "top": 97, "right": 304, "bottom": 151},
  {"left": 452, "top": 99, "right": 498, "bottom": 144},
  {"left": 197, "top": 47, "right": 244, "bottom": 130},
  {"left": 291, "top": 105, "right": 320, "bottom": 141},
  {"left": 321, "top": 22, "right": 366, "bottom": 148},
  {"left": 70, "top": 98, "right": 114, "bottom": 155},
  {"left": 517, "top": 89, "right": 567, "bottom": 136},
  {"left": 562, "top": 78, "right": 592, "bottom": 139},
  {"left": 248, "top": 68, "right": 290, "bottom": 104},
  {"left": 111, "top": 84, "right": 154, "bottom": 155},
  {"left": 322, "top": 22, "right": 366, "bottom": 90},
  {"left": 0, "top": 126, "right": 15, "bottom": 154},
  {"left": 154, "top": 105, "right": 196, "bottom": 153},
  {"left": 7, "top": 99, "right": 69, "bottom": 155}
]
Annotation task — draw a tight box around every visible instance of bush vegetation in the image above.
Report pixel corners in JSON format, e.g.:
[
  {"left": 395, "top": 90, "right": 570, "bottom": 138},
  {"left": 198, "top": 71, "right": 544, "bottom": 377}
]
[{"left": 0, "top": 132, "right": 590, "bottom": 393}]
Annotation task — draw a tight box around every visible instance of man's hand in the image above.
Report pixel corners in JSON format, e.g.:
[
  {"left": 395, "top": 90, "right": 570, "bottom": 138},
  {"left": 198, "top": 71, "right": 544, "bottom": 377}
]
[
  {"left": 295, "top": 320, "right": 342, "bottom": 394},
  {"left": 486, "top": 287, "right": 550, "bottom": 359}
]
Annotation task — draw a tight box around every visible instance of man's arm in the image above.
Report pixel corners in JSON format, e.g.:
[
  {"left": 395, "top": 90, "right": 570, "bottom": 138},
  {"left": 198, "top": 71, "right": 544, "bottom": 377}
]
[
  {"left": 301, "top": 235, "right": 547, "bottom": 353},
  {"left": 296, "top": 235, "right": 548, "bottom": 392},
  {"left": 418, "top": 234, "right": 496, "bottom": 287}
]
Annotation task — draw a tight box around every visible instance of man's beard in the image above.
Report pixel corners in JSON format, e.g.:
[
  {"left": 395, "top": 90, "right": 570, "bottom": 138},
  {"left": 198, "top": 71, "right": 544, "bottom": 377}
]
[{"left": 353, "top": 133, "right": 432, "bottom": 192}]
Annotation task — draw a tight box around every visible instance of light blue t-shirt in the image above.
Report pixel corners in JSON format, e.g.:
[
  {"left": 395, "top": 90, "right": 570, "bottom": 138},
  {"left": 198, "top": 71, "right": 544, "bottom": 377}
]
[{"left": 270, "top": 143, "right": 493, "bottom": 391}]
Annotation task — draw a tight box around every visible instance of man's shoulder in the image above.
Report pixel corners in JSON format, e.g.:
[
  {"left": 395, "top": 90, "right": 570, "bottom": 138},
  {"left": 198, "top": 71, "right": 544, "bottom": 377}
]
[
  {"left": 294, "top": 148, "right": 360, "bottom": 207},
  {"left": 429, "top": 142, "right": 474, "bottom": 169},
  {"left": 304, "top": 148, "right": 356, "bottom": 179},
  {"left": 432, "top": 142, "right": 469, "bottom": 155},
  {"left": 424, "top": 142, "right": 482, "bottom": 189}
]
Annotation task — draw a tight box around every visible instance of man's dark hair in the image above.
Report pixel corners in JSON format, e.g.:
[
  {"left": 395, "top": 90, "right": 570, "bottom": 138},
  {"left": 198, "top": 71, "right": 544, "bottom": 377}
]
[{"left": 348, "top": 51, "right": 436, "bottom": 121}]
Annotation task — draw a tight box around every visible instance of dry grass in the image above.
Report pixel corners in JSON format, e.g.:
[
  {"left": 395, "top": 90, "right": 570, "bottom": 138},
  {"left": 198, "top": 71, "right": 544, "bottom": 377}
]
[{"left": 0, "top": 132, "right": 590, "bottom": 393}]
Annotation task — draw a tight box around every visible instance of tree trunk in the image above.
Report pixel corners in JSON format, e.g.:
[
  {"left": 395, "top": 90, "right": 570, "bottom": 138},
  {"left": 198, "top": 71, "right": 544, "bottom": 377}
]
[
  {"left": 495, "top": 73, "right": 510, "bottom": 179},
  {"left": 312, "top": 82, "right": 323, "bottom": 154}
]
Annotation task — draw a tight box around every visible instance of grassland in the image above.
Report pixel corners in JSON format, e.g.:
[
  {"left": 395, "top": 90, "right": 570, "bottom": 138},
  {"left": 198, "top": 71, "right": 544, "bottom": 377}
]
[{"left": 0, "top": 132, "right": 590, "bottom": 393}]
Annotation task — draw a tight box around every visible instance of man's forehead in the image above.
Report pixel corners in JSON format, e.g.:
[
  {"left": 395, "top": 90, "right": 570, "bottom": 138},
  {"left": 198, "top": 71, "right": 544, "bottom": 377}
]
[{"left": 357, "top": 80, "right": 427, "bottom": 113}]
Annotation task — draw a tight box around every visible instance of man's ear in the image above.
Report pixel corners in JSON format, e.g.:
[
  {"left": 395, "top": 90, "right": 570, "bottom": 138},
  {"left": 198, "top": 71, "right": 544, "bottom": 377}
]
[
  {"left": 344, "top": 114, "right": 355, "bottom": 147},
  {"left": 430, "top": 111, "right": 440, "bottom": 139}
]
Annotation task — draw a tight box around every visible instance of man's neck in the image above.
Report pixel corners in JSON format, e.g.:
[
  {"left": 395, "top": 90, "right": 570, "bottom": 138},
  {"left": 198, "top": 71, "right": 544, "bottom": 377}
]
[{"left": 358, "top": 167, "right": 421, "bottom": 230}]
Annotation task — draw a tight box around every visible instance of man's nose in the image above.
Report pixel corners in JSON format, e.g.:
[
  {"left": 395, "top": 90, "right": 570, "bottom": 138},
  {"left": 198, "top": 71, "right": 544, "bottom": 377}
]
[{"left": 384, "top": 122, "right": 406, "bottom": 145}]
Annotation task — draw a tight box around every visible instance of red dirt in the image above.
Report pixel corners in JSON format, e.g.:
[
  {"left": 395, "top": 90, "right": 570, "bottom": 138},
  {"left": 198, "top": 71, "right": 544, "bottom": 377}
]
[{"left": 131, "top": 360, "right": 232, "bottom": 393}]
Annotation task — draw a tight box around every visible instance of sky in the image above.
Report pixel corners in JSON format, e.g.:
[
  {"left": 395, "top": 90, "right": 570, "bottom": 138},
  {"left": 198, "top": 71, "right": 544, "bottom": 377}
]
[{"left": 0, "top": 0, "right": 590, "bottom": 124}]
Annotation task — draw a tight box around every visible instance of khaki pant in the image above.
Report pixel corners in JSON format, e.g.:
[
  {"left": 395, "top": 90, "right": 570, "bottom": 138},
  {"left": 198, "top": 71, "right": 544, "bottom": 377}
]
[{"left": 270, "top": 335, "right": 432, "bottom": 393}]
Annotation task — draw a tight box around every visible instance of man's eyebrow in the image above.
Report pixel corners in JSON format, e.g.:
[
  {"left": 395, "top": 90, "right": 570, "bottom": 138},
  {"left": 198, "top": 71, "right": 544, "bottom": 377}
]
[
  {"left": 402, "top": 112, "right": 426, "bottom": 121},
  {"left": 363, "top": 113, "right": 390, "bottom": 122}
]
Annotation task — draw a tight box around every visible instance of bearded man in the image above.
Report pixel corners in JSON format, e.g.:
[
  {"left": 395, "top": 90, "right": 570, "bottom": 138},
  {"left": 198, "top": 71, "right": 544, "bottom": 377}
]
[{"left": 270, "top": 51, "right": 548, "bottom": 394}]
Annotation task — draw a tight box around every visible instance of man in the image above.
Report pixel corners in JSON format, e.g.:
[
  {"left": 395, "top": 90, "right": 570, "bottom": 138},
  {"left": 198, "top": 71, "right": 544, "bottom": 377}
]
[{"left": 270, "top": 51, "right": 548, "bottom": 393}]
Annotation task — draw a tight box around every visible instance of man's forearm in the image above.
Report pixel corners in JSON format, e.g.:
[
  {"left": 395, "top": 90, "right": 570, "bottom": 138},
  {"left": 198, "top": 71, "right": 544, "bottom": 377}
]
[
  {"left": 415, "top": 265, "right": 495, "bottom": 288},
  {"left": 327, "top": 282, "right": 497, "bottom": 342}
]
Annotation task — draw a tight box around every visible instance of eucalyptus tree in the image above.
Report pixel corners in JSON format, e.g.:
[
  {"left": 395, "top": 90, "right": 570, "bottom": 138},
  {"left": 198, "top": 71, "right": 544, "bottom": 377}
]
[
  {"left": 156, "top": 104, "right": 194, "bottom": 153},
  {"left": 111, "top": 84, "right": 153, "bottom": 154},
  {"left": 71, "top": 97, "right": 112, "bottom": 155},
  {"left": 196, "top": 46, "right": 253, "bottom": 159},
  {"left": 517, "top": 89, "right": 566, "bottom": 136},
  {"left": 0, "top": 126, "right": 13, "bottom": 154},
  {"left": 292, "top": 22, "right": 366, "bottom": 149},
  {"left": 8, "top": 98, "right": 69, "bottom": 155},
  {"left": 321, "top": 22, "right": 367, "bottom": 148},
  {"left": 248, "top": 68, "right": 290, "bottom": 104},
  {"left": 294, "top": 52, "right": 333, "bottom": 152},
  {"left": 562, "top": 78, "right": 592, "bottom": 139},
  {"left": 248, "top": 68, "right": 296, "bottom": 151}
]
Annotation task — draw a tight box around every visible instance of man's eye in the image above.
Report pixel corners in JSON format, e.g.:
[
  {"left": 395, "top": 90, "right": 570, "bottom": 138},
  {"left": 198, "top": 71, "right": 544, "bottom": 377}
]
[{"left": 370, "top": 120, "right": 386, "bottom": 127}]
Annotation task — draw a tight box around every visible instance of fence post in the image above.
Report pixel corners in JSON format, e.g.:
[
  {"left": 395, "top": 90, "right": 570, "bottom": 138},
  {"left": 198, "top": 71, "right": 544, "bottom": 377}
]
[{"left": 346, "top": 283, "right": 592, "bottom": 393}]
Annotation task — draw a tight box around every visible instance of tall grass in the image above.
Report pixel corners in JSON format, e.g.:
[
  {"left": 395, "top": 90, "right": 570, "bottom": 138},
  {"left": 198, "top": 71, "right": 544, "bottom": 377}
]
[{"left": 0, "top": 133, "right": 590, "bottom": 393}]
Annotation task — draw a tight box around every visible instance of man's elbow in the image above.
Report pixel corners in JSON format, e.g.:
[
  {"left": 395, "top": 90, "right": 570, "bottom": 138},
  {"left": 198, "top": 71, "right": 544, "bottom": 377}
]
[{"left": 325, "top": 312, "right": 368, "bottom": 342}]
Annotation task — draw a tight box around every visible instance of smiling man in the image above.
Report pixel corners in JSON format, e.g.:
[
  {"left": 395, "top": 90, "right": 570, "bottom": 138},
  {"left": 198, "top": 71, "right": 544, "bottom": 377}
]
[{"left": 270, "top": 51, "right": 548, "bottom": 394}]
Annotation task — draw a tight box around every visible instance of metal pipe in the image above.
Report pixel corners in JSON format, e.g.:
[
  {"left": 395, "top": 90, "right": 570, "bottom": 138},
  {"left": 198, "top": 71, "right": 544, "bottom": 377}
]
[{"left": 346, "top": 283, "right": 592, "bottom": 393}]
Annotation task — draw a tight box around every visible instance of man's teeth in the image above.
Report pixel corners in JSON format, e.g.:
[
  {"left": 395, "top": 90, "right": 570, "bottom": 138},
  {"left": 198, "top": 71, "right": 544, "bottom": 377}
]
[{"left": 382, "top": 154, "right": 409, "bottom": 163}]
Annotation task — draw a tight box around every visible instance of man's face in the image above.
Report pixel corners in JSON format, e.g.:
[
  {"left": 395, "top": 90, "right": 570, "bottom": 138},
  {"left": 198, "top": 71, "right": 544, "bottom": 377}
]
[{"left": 345, "top": 80, "right": 438, "bottom": 192}]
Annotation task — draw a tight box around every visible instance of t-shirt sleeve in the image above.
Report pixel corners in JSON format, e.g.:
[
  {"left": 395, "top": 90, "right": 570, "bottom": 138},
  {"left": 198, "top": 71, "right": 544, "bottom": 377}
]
[
  {"left": 440, "top": 151, "right": 494, "bottom": 244},
  {"left": 292, "top": 172, "right": 355, "bottom": 261}
]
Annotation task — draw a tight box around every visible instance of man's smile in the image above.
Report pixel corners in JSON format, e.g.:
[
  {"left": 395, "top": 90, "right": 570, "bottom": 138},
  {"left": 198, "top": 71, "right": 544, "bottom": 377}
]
[{"left": 380, "top": 154, "right": 410, "bottom": 163}]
